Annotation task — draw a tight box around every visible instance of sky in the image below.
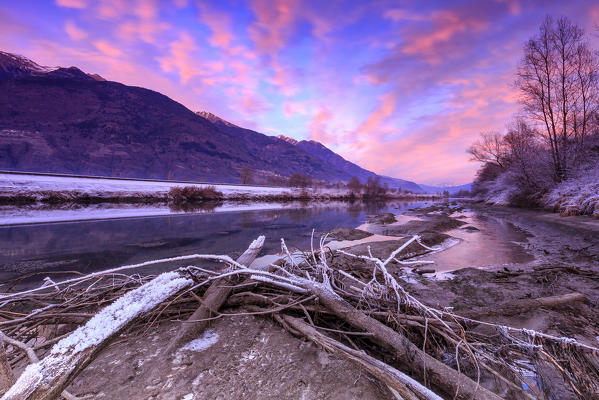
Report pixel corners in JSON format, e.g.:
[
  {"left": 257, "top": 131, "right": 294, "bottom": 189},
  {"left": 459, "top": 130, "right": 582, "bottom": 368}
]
[{"left": 1, "top": 1, "right": 598, "bottom": 185}]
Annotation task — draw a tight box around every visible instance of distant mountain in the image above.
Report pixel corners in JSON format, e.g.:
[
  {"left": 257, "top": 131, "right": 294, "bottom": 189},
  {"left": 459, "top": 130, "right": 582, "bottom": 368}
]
[
  {"left": 201, "top": 112, "right": 422, "bottom": 191},
  {"left": 0, "top": 51, "right": 104, "bottom": 81},
  {"left": 0, "top": 50, "right": 420, "bottom": 187},
  {"left": 292, "top": 140, "right": 423, "bottom": 192},
  {"left": 418, "top": 183, "right": 472, "bottom": 195}
]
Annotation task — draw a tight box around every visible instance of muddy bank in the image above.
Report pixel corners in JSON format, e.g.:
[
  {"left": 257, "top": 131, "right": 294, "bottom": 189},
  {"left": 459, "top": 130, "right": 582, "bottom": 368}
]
[
  {"left": 338, "top": 202, "right": 599, "bottom": 342},
  {"left": 64, "top": 315, "right": 391, "bottom": 400},
  {"left": 3, "top": 201, "right": 599, "bottom": 400}
]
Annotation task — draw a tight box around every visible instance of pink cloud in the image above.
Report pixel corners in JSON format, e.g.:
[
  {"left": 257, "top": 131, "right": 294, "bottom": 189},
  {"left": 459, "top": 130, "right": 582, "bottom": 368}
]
[
  {"left": 197, "top": 5, "right": 235, "bottom": 49},
  {"left": 494, "top": 0, "right": 521, "bottom": 15},
  {"left": 383, "top": 9, "right": 427, "bottom": 22},
  {"left": 158, "top": 32, "right": 226, "bottom": 84},
  {"left": 248, "top": 0, "right": 299, "bottom": 56},
  {"left": 284, "top": 100, "right": 309, "bottom": 117},
  {"left": 401, "top": 10, "right": 488, "bottom": 62},
  {"left": 96, "top": 0, "right": 128, "bottom": 19},
  {"left": 309, "top": 106, "right": 335, "bottom": 144},
  {"left": 241, "top": 94, "right": 270, "bottom": 114},
  {"left": 118, "top": 19, "right": 170, "bottom": 44},
  {"left": 158, "top": 32, "right": 201, "bottom": 84},
  {"left": 64, "top": 20, "right": 87, "bottom": 40},
  {"left": 354, "top": 93, "right": 396, "bottom": 139},
  {"left": 55, "top": 0, "right": 87, "bottom": 9},
  {"left": 93, "top": 40, "right": 122, "bottom": 56}
]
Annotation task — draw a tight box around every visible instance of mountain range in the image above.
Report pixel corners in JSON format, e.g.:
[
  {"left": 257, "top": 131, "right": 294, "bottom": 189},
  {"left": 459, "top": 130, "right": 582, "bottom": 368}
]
[{"left": 0, "top": 50, "right": 465, "bottom": 193}]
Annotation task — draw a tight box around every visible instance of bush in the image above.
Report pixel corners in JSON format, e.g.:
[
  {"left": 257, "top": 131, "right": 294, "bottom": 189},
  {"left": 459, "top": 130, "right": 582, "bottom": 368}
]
[{"left": 169, "top": 186, "right": 224, "bottom": 203}]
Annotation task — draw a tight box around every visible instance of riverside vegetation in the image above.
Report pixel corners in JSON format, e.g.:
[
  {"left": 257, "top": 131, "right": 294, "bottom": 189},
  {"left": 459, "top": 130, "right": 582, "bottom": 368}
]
[{"left": 469, "top": 16, "right": 599, "bottom": 218}]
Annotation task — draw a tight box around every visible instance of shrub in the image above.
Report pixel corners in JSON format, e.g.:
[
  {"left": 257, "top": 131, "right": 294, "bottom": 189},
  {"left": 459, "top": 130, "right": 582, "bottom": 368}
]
[{"left": 169, "top": 186, "right": 224, "bottom": 203}]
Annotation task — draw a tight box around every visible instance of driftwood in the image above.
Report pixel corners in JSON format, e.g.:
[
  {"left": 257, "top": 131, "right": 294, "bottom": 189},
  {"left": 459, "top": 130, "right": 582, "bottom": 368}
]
[
  {"left": 462, "top": 292, "right": 588, "bottom": 320},
  {"left": 1, "top": 234, "right": 598, "bottom": 400},
  {"left": 0, "top": 332, "right": 82, "bottom": 400},
  {"left": 1, "top": 271, "right": 192, "bottom": 400},
  {"left": 302, "top": 281, "right": 503, "bottom": 400},
  {"left": 278, "top": 314, "right": 443, "bottom": 400},
  {"left": 165, "top": 236, "right": 265, "bottom": 354},
  {"left": 0, "top": 337, "right": 14, "bottom": 394}
]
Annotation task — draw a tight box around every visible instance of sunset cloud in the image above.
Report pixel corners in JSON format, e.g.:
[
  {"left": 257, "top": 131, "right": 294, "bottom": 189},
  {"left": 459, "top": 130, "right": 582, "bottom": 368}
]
[
  {"left": 55, "top": 0, "right": 87, "bottom": 9},
  {"left": 64, "top": 20, "right": 87, "bottom": 40},
  {"left": 93, "top": 40, "right": 122, "bottom": 57}
]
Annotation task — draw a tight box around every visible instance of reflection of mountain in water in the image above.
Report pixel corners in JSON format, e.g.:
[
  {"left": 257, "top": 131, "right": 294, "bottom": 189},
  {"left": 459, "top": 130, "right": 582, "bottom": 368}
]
[{"left": 0, "top": 201, "right": 433, "bottom": 281}]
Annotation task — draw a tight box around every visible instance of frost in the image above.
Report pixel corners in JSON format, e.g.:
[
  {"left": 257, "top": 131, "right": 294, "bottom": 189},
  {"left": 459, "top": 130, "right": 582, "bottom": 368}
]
[
  {"left": 3, "top": 272, "right": 193, "bottom": 399},
  {"left": 182, "top": 394, "right": 194, "bottom": 400},
  {"left": 51, "top": 271, "right": 192, "bottom": 356},
  {"left": 1, "top": 363, "right": 43, "bottom": 399},
  {"left": 180, "top": 330, "right": 219, "bottom": 352},
  {"left": 543, "top": 164, "right": 599, "bottom": 217}
]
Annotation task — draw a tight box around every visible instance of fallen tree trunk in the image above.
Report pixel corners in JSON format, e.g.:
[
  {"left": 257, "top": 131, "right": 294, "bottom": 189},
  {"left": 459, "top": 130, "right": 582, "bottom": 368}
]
[
  {"left": 1, "top": 271, "right": 192, "bottom": 400},
  {"left": 279, "top": 314, "right": 444, "bottom": 400},
  {"left": 165, "top": 236, "right": 265, "bottom": 354},
  {"left": 461, "top": 292, "right": 588, "bottom": 320},
  {"left": 305, "top": 283, "right": 503, "bottom": 400},
  {"left": 0, "top": 338, "right": 14, "bottom": 394}
]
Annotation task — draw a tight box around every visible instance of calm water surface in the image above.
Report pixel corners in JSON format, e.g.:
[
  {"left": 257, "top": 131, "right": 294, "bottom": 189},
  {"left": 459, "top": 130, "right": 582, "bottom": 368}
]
[
  {"left": 0, "top": 201, "right": 433, "bottom": 282},
  {"left": 0, "top": 200, "right": 542, "bottom": 285}
]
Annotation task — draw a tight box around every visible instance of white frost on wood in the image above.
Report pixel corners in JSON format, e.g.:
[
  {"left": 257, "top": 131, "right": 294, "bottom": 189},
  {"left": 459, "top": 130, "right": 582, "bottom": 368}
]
[
  {"left": 1, "top": 271, "right": 192, "bottom": 400},
  {"left": 52, "top": 271, "right": 192, "bottom": 355},
  {"left": 1, "top": 363, "right": 43, "bottom": 399},
  {"left": 179, "top": 330, "right": 219, "bottom": 352}
]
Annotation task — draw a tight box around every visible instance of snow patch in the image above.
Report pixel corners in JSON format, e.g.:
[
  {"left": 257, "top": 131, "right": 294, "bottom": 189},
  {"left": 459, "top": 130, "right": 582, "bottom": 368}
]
[{"left": 180, "top": 330, "right": 219, "bottom": 352}]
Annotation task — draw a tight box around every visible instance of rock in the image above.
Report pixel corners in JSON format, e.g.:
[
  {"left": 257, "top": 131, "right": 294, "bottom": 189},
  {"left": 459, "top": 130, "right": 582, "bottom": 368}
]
[
  {"left": 326, "top": 227, "right": 373, "bottom": 241},
  {"left": 415, "top": 268, "right": 436, "bottom": 274},
  {"left": 382, "top": 216, "right": 466, "bottom": 235},
  {"left": 367, "top": 213, "right": 396, "bottom": 225}
]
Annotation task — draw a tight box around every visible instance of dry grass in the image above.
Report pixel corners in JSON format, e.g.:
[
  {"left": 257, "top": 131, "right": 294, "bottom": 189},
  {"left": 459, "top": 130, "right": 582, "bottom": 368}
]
[{"left": 168, "top": 186, "right": 224, "bottom": 203}]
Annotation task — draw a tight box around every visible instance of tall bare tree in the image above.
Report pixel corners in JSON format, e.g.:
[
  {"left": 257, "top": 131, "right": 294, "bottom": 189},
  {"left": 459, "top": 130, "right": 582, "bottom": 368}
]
[{"left": 516, "top": 16, "right": 599, "bottom": 181}]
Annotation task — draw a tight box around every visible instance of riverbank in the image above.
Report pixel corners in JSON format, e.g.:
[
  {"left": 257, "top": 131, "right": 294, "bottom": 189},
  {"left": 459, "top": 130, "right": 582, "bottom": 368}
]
[
  {"left": 1, "top": 201, "right": 597, "bottom": 399},
  {"left": 0, "top": 171, "right": 441, "bottom": 205},
  {"left": 476, "top": 164, "right": 599, "bottom": 219}
]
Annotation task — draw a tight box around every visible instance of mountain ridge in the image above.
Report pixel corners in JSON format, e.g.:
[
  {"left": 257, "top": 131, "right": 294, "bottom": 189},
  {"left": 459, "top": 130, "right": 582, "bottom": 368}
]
[{"left": 0, "top": 50, "right": 431, "bottom": 191}]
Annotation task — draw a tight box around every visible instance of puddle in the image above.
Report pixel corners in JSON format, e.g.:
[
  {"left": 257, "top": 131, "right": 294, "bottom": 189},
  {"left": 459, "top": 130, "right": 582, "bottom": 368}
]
[{"left": 419, "top": 211, "right": 535, "bottom": 272}]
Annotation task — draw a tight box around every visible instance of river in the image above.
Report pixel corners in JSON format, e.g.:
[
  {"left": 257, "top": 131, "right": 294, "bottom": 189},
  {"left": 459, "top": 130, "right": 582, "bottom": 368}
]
[
  {"left": 4, "top": 199, "right": 591, "bottom": 285},
  {"left": 1, "top": 201, "right": 432, "bottom": 282}
]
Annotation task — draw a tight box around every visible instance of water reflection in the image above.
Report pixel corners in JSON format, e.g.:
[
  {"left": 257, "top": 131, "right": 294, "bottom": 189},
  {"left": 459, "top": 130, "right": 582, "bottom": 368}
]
[
  {"left": 422, "top": 210, "right": 535, "bottom": 272},
  {"left": 0, "top": 200, "right": 434, "bottom": 281}
]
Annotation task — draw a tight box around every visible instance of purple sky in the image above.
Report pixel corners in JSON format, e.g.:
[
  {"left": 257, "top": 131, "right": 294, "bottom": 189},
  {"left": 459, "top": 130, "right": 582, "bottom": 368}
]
[{"left": 1, "top": 0, "right": 598, "bottom": 184}]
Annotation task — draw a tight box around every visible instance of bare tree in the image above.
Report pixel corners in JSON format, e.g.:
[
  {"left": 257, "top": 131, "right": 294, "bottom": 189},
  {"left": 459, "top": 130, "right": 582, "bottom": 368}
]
[
  {"left": 503, "top": 120, "right": 541, "bottom": 189},
  {"left": 288, "top": 173, "right": 312, "bottom": 188},
  {"left": 240, "top": 166, "right": 254, "bottom": 184},
  {"left": 363, "top": 176, "right": 386, "bottom": 198},
  {"left": 347, "top": 176, "right": 362, "bottom": 194},
  {"left": 516, "top": 15, "right": 599, "bottom": 181},
  {"left": 467, "top": 132, "right": 509, "bottom": 168}
]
